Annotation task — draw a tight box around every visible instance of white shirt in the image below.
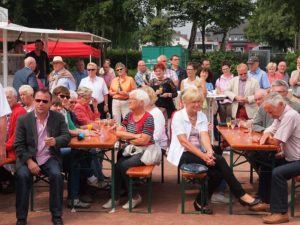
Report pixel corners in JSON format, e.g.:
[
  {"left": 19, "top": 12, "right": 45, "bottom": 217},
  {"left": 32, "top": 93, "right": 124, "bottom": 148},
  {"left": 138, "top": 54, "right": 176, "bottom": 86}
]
[
  {"left": 149, "top": 107, "right": 168, "bottom": 149},
  {"left": 79, "top": 76, "right": 108, "bottom": 104},
  {"left": 0, "top": 83, "right": 11, "bottom": 117},
  {"left": 167, "top": 108, "right": 208, "bottom": 166}
]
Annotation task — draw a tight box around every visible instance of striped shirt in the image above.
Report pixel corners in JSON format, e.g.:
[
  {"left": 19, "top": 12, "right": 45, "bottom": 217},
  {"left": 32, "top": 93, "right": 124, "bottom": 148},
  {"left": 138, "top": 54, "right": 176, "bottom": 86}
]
[{"left": 122, "top": 112, "right": 154, "bottom": 145}]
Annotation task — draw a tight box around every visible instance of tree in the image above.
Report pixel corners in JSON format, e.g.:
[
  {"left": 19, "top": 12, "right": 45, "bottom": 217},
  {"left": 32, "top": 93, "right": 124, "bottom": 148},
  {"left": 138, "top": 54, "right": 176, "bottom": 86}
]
[
  {"left": 245, "top": 0, "right": 297, "bottom": 52},
  {"left": 209, "top": 0, "right": 254, "bottom": 51}
]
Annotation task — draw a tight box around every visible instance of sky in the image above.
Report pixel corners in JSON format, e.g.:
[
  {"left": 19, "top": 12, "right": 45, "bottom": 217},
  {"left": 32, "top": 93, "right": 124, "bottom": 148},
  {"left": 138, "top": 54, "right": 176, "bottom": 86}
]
[{"left": 174, "top": 22, "right": 192, "bottom": 38}]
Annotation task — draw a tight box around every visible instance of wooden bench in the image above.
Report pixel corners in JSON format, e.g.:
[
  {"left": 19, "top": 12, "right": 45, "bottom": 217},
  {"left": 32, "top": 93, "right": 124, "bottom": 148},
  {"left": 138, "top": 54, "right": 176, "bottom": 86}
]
[
  {"left": 126, "top": 165, "right": 155, "bottom": 213},
  {"left": 291, "top": 175, "right": 300, "bottom": 217},
  {"left": 180, "top": 170, "right": 208, "bottom": 214}
]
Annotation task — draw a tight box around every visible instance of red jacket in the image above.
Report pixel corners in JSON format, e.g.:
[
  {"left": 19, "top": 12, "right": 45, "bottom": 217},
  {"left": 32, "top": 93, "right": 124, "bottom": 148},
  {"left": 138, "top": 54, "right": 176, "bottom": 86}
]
[
  {"left": 73, "top": 103, "right": 100, "bottom": 125},
  {"left": 6, "top": 103, "right": 26, "bottom": 158}
]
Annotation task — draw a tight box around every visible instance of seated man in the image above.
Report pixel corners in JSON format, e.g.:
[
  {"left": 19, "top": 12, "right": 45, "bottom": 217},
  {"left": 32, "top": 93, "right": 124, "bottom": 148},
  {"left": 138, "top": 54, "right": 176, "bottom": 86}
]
[
  {"left": 260, "top": 93, "right": 300, "bottom": 224},
  {"left": 14, "top": 89, "right": 71, "bottom": 225}
]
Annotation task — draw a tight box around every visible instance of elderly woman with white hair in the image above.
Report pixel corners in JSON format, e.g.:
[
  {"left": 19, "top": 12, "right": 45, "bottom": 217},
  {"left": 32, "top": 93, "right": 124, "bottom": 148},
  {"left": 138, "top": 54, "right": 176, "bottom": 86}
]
[
  {"left": 103, "top": 89, "right": 159, "bottom": 210},
  {"left": 18, "top": 85, "right": 35, "bottom": 112},
  {"left": 167, "top": 88, "right": 262, "bottom": 214}
]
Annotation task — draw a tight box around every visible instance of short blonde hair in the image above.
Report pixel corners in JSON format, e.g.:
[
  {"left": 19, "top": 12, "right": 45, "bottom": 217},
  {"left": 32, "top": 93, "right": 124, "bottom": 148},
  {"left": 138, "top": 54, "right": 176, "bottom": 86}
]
[
  {"left": 140, "top": 86, "right": 157, "bottom": 105},
  {"left": 266, "top": 62, "right": 277, "bottom": 71},
  {"left": 19, "top": 85, "right": 34, "bottom": 96},
  {"left": 77, "top": 86, "right": 92, "bottom": 97},
  {"left": 87, "top": 62, "right": 98, "bottom": 70},
  {"left": 182, "top": 87, "right": 204, "bottom": 104}
]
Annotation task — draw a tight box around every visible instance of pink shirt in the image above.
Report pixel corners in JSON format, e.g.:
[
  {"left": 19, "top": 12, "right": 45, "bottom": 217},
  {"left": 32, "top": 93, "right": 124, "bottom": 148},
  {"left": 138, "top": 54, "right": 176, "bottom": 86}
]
[
  {"left": 268, "top": 72, "right": 282, "bottom": 85},
  {"left": 215, "top": 74, "right": 233, "bottom": 104},
  {"left": 35, "top": 112, "right": 51, "bottom": 165}
]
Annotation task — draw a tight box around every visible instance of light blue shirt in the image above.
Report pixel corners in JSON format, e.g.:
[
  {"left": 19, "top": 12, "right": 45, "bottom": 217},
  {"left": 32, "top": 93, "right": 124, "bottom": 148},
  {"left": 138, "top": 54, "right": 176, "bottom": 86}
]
[
  {"left": 73, "top": 70, "right": 88, "bottom": 88},
  {"left": 56, "top": 77, "right": 76, "bottom": 91},
  {"left": 248, "top": 68, "right": 270, "bottom": 89}
]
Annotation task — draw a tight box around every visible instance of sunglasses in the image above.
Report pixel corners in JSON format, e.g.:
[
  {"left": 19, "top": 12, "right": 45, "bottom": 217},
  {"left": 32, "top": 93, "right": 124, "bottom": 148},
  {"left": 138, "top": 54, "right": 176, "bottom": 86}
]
[
  {"left": 69, "top": 101, "right": 76, "bottom": 104},
  {"left": 58, "top": 94, "right": 70, "bottom": 100},
  {"left": 35, "top": 99, "right": 49, "bottom": 104},
  {"left": 116, "top": 68, "right": 124, "bottom": 72},
  {"left": 87, "top": 69, "right": 96, "bottom": 71}
]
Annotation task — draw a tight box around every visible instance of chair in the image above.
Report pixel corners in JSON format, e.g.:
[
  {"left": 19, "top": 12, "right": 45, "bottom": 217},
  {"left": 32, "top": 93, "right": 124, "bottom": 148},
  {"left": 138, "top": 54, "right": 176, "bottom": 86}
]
[
  {"left": 126, "top": 165, "right": 155, "bottom": 213},
  {"left": 290, "top": 175, "right": 300, "bottom": 217},
  {"left": 180, "top": 170, "right": 208, "bottom": 214}
]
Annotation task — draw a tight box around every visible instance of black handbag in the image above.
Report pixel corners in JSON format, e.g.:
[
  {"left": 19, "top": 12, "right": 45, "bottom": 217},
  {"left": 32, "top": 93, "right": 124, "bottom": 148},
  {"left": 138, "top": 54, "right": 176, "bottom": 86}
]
[{"left": 180, "top": 163, "right": 208, "bottom": 174}]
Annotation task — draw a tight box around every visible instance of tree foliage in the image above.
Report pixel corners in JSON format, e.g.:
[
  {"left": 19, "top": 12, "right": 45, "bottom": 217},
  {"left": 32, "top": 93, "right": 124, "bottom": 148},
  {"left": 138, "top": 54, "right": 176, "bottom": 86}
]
[{"left": 245, "top": 0, "right": 298, "bottom": 51}]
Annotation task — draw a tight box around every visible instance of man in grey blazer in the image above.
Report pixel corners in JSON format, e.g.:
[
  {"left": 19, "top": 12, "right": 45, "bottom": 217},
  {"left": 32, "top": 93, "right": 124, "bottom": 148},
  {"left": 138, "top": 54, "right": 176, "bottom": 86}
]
[
  {"left": 225, "top": 63, "right": 260, "bottom": 119},
  {"left": 14, "top": 89, "right": 71, "bottom": 225}
]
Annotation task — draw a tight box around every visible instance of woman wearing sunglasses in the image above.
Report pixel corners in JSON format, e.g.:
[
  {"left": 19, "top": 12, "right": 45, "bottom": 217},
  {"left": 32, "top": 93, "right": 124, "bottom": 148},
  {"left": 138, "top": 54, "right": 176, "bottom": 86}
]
[{"left": 109, "top": 62, "right": 136, "bottom": 125}]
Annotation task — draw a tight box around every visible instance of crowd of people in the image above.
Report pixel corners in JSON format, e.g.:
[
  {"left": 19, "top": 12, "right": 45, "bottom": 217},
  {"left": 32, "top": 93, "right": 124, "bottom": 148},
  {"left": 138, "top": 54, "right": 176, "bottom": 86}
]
[{"left": 0, "top": 40, "right": 300, "bottom": 225}]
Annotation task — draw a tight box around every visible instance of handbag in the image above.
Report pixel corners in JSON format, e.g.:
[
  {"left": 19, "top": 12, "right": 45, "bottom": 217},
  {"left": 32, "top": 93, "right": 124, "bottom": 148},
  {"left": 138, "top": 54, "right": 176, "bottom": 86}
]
[
  {"left": 141, "top": 144, "right": 162, "bottom": 166},
  {"left": 180, "top": 163, "right": 208, "bottom": 174}
]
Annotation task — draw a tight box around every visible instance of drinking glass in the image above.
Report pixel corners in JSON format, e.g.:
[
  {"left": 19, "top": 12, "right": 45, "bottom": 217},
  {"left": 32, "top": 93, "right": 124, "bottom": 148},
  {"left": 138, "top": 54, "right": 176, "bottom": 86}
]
[
  {"left": 86, "top": 124, "right": 93, "bottom": 139},
  {"left": 226, "top": 117, "right": 231, "bottom": 129},
  {"left": 230, "top": 119, "right": 236, "bottom": 130}
]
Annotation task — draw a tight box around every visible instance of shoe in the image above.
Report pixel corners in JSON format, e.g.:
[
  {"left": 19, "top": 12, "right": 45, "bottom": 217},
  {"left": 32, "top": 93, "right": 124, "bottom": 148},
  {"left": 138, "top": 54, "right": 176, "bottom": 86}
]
[
  {"left": 262, "top": 213, "right": 289, "bottom": 224},
  {"left": 122, "top": 194, "right": 142, "bottom": 209},
  {"left": 16, "top": 219, "right": 27, "bottom": 225},
  {"left": 249, "top": 202, "right": 270, "bottom": 212},
  {"left": 102, "top": 199, "right": 120, "bottom": 209},
  {"left": 193, "top": 201, "right": 213, "bottom": 214},
  {"left": 211, "top": 193, "right": 229, "bottom": 204},
  {"left": 87, "top": 179, "right": 110, "bottom": 190},
  {"left": 80, "top": 194, "right": 93, "bottom": 203},
  {"left": 67, "top": 199, "right": 91, "bottom": 209},
  {"left": 52, "top": 217, "right": 64, "bottom": 225},
  {"left": 239, "top": 198, "right": 261, "bottom": 207}
]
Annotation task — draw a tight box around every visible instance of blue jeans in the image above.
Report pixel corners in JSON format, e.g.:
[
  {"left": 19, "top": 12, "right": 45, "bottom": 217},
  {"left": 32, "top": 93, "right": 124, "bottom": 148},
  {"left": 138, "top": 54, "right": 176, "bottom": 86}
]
[
  {"left": 270, "top": 160, "right": 300, "bottom": 213},
  {"left": 16, "top": 157, "right": 63, "bottom": 220}
]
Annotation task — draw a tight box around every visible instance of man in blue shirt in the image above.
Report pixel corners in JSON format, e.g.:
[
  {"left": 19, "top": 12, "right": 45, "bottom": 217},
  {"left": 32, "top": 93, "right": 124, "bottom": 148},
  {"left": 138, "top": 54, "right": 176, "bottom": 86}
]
[
  {"left": 73, "top": 60, "right": 87, "bottom": 89},
  {"left": 134, "top": 60, "right": 151, "bottom": 87},
  {"left": 247, "top": 56, "right": 270, "bottom": 89}
]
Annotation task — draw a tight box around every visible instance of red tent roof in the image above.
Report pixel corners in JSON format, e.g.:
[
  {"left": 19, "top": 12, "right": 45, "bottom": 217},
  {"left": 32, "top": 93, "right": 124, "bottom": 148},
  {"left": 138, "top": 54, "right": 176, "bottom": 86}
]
[{"left": 24, "top": 41, "right": 100, "bottom": 58}]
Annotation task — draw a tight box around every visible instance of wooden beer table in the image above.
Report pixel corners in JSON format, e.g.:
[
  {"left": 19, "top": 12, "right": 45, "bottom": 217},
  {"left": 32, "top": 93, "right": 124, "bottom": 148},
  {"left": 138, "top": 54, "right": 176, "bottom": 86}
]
[
  {"left": 69, "top": 128, "right": 118, "bottom": 212},
  {"left": 217, "top": 126, "right": 278, "bottom": 214}
]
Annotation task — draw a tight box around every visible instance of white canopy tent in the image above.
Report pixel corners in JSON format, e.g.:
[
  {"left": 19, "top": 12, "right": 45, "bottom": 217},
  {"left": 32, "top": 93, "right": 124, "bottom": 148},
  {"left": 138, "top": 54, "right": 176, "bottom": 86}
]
[{"left": 0, "top": 22, "right": 111, "bottom": 86}]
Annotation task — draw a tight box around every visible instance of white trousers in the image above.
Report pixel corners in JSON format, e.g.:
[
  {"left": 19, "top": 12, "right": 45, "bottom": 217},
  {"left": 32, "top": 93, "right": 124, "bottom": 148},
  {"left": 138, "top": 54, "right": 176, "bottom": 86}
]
[{"left": 112, "top": 99, "right": 130, "bottom": 125}]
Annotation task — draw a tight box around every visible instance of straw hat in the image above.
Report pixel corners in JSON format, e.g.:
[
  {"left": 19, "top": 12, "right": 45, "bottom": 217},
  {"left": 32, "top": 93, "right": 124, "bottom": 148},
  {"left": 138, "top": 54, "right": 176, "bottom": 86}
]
[{"left": 51, "top": 56, "right": 65, "bottom": 64}]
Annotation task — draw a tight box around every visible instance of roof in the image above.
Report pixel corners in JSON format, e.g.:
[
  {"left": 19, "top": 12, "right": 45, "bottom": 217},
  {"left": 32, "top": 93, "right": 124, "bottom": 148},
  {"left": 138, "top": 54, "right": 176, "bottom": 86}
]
[{"left": 0, "top": 22, "right": 111, "bottom": 43}]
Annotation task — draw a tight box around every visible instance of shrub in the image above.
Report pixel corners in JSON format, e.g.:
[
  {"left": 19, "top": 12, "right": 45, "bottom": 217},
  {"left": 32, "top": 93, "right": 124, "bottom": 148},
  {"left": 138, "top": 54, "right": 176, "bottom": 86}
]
[{"left": 105, "top": 49, "right": 141, "bottom": 70}]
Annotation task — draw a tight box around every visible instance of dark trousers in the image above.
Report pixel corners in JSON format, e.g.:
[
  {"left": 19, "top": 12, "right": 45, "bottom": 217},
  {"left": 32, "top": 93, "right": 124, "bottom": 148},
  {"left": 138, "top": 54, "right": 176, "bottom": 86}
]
[
  {"left": 16, "top": 157, "right": 64, "bottom": 220},
  {"left": 270, "top": 160, "right": 300, "bottom": 213},
  {"left": 114, "top": 152, "right": 144, "bottom": 199},
  {"left": 179, "top": 152, "right": 245, "bottom": 204},
  {"left": 218, "top": 103, "right": 232, "bottom": 123}
]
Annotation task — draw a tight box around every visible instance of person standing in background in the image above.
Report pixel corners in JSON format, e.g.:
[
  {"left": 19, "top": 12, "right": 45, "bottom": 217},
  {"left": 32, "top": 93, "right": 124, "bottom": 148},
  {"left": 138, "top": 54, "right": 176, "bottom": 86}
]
[
  {"left": 170, "top": 55, "right": 187, "bottom": 89},
  {"left": 25, "top": 39, "right": 50, "bottom": 87},
  {"left": 73, "top": 60, "right": 87, "bottom": 89}
]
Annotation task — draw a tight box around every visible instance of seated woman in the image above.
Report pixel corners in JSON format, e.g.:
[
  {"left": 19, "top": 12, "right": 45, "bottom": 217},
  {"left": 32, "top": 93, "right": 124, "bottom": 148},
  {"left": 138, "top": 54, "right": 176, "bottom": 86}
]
[
  {"left": 18, "top": 85, "right": 35, "bottom": 112},
  {"left": 103, "top": 89, "right": 159, "bottom": 210},
  {"left": 141, "top": 86, "right": 168, "bottom": 150},
  {"left": 167, "top": 88, "right": 262, "bottom": 213}
]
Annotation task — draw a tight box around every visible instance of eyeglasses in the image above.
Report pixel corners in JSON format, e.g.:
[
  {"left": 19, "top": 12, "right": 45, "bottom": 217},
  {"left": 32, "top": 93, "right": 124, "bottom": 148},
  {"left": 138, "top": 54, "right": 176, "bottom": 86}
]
[
  {"left": 116, "top": 68, "right": 124, "bottom": 72},
  {"left": 69, "top": 101, "right": 76, "bottom": 104},
  {"left": 58, "top": 94, "right": 70, "bottom": 100},
  {"left": 35, "top": 99, "right": 49, "bottom": 104},
  {"left": 87, "top": 69, "right": 96, "bottom": 71},
  {"left": 239, "top": 73, "right": 247, "bottom": 76}
]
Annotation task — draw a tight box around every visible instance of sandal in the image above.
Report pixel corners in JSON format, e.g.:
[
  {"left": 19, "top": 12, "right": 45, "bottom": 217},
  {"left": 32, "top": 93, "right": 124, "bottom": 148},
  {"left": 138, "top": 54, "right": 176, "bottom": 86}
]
[{"left": 193, "top": 201, "right": 213, "bottom": 214}]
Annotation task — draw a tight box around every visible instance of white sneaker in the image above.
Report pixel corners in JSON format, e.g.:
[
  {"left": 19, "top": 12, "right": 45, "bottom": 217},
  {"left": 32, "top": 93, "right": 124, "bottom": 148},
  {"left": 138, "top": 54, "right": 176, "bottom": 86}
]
[
  {"left": 211, "top": 192, "right": 229, "bottom": 204},
  {"left": 102, "top": 199, "right": 120, "bottom": 209},
  {"left": 122, "top": 195, "right": 142, "bottom": 209}
]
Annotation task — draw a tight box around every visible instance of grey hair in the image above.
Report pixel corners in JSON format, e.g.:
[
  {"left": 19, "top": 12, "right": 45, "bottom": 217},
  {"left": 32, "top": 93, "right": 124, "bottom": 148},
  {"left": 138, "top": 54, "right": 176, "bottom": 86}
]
[
  {"left": 115, "top": 62, "right": 126, "bottom": 70},
  {"left": 24, "top": 56, "right": 36, "bottom": 67},
  {"left": 4, "top": 86, "right": 17, "bottom": 97},
  {"left": 157, "top": 55, "right": 167, "bottom": 62},
  {"left": 69, "top": 90, "right": 78, "bottom": 99},
  {"left": 77, "top": 86, "right": 92, "bottom": 97},
  {"left": 262, "top": 92, "right": 286, "bottom": 107},
  {"left": 129, "top": 89, "right": 150, "bottom": 107},
  {"left": 271, "top": 80, "right": 289, "bottom": 92},
  {"left": 19, "top": 85, "right": 34, "bottom": 96}
]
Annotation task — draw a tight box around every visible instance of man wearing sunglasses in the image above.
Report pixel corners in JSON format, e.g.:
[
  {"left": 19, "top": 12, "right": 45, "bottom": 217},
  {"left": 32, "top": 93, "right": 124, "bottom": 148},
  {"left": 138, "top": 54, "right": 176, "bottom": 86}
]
[{"left": 14, "top": 89, "right": 71, "bottom": 225}]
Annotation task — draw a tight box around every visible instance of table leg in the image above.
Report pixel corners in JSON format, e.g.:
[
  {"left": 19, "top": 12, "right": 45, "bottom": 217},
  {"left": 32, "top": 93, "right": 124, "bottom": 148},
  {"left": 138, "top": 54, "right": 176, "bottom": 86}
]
[
  {"left": 111, "top": 148, "right": 115, "bottom": 210},
  {"left": 229, "top": 149, "right": 233, "bottom": 215}
]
